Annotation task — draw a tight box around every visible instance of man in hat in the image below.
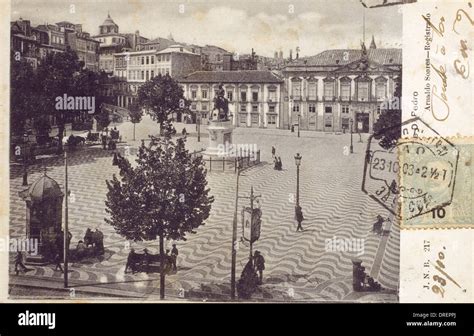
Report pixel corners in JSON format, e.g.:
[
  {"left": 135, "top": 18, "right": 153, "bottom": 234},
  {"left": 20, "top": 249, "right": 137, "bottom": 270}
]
[
  {"left": 253, "top": 251, "right": 265, "bottom": 284},
  {"left": 372, "top": 215, "right": 384, "bottom": 235},
  {"left": 54, "top": 252, "right": 64, "bottom": 273},
  {"left": 143, "top": 248, "right": 150, "bottom": 273},
  {"left": 125, "top": 248, "right": 136, "bottom": 274},
  {"left": 171, "top": 244, "right": 179, "bottom": 271},
  {"left": 295, "top": 205, "right": 304, "bottom": 232},
  {"left": 14, "top": 251, "right": 27, "bottom": 275}
]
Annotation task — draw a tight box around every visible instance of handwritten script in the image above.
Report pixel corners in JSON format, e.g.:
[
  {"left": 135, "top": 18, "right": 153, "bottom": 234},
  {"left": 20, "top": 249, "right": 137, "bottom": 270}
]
[{"left": 422, "top": 2, "right": 472, "bottom": 122}]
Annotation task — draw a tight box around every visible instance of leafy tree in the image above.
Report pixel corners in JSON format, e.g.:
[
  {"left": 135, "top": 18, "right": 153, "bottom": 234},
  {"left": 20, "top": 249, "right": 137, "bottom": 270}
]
[
  {"left": 36, "top": 48, "right": 82, "bottom": 152},
  {"left": 136, "top": 74, "right": 187, "bottom": 127},
  {"left": 105, "top": 124, "right": 214, "bottom": 299},
  {"left": 128, "top": 102, "right": 143, "bottom": 141},
  {"left": 94, "top": 105, "right": 111, "bottom": 131},
  {"left": 10, "top": 54, "right": 39, "bottom": 136},
  {"left": 373, "top": 76, "right": 402, "bottom": 149}
]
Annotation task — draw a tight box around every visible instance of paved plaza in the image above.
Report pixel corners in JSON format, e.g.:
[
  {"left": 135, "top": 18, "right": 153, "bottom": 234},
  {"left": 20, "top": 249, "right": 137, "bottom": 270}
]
[{"left": 9, "top": 116, "right": 399, "bottom": 301}]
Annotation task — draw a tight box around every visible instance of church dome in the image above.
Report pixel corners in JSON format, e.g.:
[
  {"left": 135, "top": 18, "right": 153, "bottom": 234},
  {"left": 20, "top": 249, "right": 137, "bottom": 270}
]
[
  {"left": 27, "top": 174, "right": 63, "bottom": 202},
  {"left": 101, "top": 14, "right": 118, "bottom": 27}
]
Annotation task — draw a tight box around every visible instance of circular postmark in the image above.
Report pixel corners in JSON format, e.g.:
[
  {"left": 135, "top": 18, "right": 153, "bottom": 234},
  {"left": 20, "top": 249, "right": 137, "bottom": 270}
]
[{"left": 362, "top": 118, "right": 459, "bottom": 221}]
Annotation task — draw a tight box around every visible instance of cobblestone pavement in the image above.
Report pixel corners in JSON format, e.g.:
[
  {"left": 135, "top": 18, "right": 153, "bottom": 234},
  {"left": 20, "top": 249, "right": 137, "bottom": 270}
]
[{"left": 9, "top": 116, "right": 399, "bottom": 302}]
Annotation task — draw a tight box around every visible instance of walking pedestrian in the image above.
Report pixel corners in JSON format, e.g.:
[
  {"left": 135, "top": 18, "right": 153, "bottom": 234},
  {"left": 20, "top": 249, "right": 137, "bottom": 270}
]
[
  {"left": 372, "top": 215, "right": 384, "bottom": 235},
  {"left": 125, "top": 248, "right": 136, "bottom": 274},
  {"left": 14, "top": 251, "right": 27, "bottom": 275},
  {"left": 276, "top": 157, "right": 283, "bottom": 170},
  {"left": 253, "top": 250, "right": 265, "bottom": 284},
  {"left": 101, "top": 128, "right": 108, "bottom": 150},
  {"left": 54, "top": 252, "right": 63, "bottom": 273},
  {"left": 295, "top": 205, "right": 304, "bottom": 232},
  {"left": 171, "top": 244, "right": 179, "bottom": 271},
  {"left": 271, "top": 146, "right": 276, "bottom": 159},
  {"left": 143, "top": 248, "right": 150, "bottom": 273}
]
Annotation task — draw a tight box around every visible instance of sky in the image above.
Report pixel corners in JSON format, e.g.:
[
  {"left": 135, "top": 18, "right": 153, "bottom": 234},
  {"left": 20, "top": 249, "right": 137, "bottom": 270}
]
[{"left": 11, "top": 0, "right": 403, "bottom": 57}]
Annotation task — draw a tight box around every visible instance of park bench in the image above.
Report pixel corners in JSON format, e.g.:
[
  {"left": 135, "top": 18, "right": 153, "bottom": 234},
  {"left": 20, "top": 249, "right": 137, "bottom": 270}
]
[{"left": 128, "top": 252, "right": 172, "bottom": 274}]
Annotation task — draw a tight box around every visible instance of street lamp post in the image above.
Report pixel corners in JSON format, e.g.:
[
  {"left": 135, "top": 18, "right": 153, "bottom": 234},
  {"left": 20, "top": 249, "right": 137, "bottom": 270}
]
[
  {"left": 294, "top": 153, "right": 302, "bottom": 208},
  {"left": 64, "top": 147, "right": 69, "bottom": 288},
  {"left": 249, "top": 186, "right": 255, "bottom": 259},
  {"left": 350, "top": 118, "right": 354, "bottom": 154},
  {"left": 297, "top": 115, "right": 300, "bottom": 138},
  {"left": 230, "top": 161, "right": 242, "bottom": 300},
  {"left": 22, "top": 133, "right": 29, "bottom": 186},
  {"left": 197, "top": 114, "right": 201, "bottom": 143}
]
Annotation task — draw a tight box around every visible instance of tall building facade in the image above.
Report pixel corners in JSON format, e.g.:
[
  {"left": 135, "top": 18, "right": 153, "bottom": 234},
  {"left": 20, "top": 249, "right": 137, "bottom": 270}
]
[
  {"left": 93, "top": 14, "right": 127, "bottom": 73},
  {"left": 11, "top": 19, "right": 42, "bottom": 67},
  {"left": 113, "top": 45, "right": 201, "bottom": 108},
  {"left": 179, "top": 70, "right": 283, "bottom": 128},
  {"left": 282, "top": 42, "right": 401, "bottom": 133},
  {"left": 11, "top": 19, "right": 74, "bottom": 67},
  {"left": 93, "top": 14, "right": 149, "bottom": 73},
  {"left": 56, "top": 21, "right": 99, "bottom": 71}
]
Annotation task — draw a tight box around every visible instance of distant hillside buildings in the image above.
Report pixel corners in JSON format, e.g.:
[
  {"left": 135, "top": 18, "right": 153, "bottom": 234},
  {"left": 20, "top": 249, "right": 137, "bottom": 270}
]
[
  {"left": 10, "top": 13, "right": 401, "bottom": 133},
  {"left": 11, "top": 18, "right": 99, "bottom": 71}
]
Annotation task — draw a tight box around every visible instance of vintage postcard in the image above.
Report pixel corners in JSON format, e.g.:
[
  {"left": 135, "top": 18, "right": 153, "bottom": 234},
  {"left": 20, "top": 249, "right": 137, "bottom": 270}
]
[{"left": 0, "top": 0, "right": 471, "bottom": 303}]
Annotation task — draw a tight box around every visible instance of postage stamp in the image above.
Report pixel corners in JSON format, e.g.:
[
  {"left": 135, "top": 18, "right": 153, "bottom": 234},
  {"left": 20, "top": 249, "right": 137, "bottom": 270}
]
[
  {"left": 363, "top": 115, "right": 473, "bottom": 228},
  {"left": 399, "top": 135, "right": 472, "bottom": 228}
]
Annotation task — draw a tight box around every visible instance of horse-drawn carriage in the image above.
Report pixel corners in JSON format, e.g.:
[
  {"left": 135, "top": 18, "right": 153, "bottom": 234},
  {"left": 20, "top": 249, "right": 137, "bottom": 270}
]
[{"left": 86, "top": 131, "right": 100, "bottom": 144}]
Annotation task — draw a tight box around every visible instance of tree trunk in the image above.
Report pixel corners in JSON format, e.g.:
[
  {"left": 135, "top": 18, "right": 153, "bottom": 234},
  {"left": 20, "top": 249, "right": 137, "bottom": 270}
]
[
  {"left": 159, "top": 233, "right": 165, "bottom": 299},
  {"left": 133, "top": 123, "right": 136, "bottom": 141}
]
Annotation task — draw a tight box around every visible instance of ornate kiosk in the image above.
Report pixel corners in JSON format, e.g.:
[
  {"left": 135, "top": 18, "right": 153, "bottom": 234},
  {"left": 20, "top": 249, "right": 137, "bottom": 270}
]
[{"left": 19, "top": 173, "right": 64, "bottom": 264}]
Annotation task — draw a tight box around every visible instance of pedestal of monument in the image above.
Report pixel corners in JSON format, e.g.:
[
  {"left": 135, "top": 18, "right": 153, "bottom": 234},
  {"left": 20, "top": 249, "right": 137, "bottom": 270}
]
[{"left": 205, "top": 119, "right": 234, "bottom": 157}]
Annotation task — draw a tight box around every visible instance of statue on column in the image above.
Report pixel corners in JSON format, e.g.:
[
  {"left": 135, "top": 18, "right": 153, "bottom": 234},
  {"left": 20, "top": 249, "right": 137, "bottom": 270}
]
[{"left": 213, "top": 83, "right": 229, "bottom": 121}]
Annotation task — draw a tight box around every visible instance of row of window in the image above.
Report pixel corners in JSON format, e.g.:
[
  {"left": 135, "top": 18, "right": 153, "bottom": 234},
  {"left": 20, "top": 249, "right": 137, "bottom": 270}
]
[
  {"left": 292, "top": 104, "right": 383, "bottom": 115},
  {"left": 51, "top": 35, "right": 64, "bottom": 45},
  {"left": 196, "top": 112, "right": 277, "bottom": 126},
  {"left": 114, "top": 54, "right": 172, "bottom": 68},
  {"left": 99, "top": 60, "right": 114, "bottom": 70},
  {"left": 292, "top": 104, "right": 350, "bottom": 114},
  {"left": 291, "top": 81, "right": 388, "bottom": 101},
  {"left": 238, "top": 114, "right": 277, "bottom": 125},
  {"left": 114, "top": 67, "right": 171, "bottom": 80},
  {"left": 128, "top": 68, "right": 170, "bottom": 80},
  {"left": 97, "top": 37, "right": 125, "bottom": 44},
  {"left": 101, "top": 26, "right": 118, "bottom": 34},
  {"left": 191, "top": 102, "right": 277, "bottom": 114},
  {"left": 190, "top": 89, "right": 277, "bottom": 102}
]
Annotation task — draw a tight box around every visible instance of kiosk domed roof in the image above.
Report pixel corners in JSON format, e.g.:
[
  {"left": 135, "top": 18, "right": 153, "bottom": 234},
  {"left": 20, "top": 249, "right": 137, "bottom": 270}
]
[{"left": 28, "top": 174, "right": 63, "bottom": 202}]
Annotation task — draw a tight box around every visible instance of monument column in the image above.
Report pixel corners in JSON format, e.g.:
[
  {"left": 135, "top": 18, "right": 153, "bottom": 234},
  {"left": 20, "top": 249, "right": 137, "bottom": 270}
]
[{"left": 205, "top": 83, "right": 235, "bottom": 157}]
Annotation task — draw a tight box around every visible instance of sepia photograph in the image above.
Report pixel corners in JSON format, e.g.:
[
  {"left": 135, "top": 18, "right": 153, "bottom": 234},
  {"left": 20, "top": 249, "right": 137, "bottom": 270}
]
[{"left": 7, "top": 0, "right": 405, "bottom": 302}]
